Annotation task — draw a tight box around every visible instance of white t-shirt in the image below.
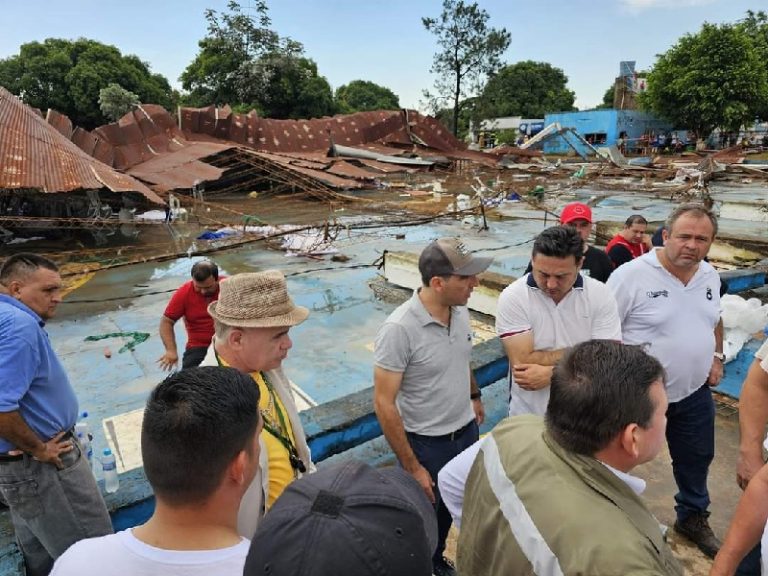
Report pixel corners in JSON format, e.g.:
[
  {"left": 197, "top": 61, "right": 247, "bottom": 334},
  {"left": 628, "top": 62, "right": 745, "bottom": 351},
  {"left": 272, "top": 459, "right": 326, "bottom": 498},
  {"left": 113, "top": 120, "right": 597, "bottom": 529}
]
[
  {"left": 607, "top": 249, "right": 721, "bottom": 403},
  {"left": 496, "top": 273, "right": 622, "bottom": 416},
  {"left": 50, "top": 529, "right": 250, "bottom": 576}
]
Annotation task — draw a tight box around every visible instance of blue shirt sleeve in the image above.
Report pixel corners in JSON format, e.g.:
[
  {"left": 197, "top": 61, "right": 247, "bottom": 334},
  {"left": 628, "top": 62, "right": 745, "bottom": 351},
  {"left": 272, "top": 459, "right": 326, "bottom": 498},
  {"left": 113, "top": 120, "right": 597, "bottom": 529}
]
[{"left": 0, "top": 313, "right": 40, "bottom": 412}]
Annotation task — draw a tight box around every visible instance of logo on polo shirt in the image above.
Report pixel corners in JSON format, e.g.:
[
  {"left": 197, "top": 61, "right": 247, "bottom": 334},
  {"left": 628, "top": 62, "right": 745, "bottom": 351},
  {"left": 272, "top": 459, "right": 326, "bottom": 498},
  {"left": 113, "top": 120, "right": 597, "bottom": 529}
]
[
  {"left": 706, "top": 287, "right": 712, "bottom": 301},
  {"left": 647, "top": 290, "right": 669, "bottom": 299}
]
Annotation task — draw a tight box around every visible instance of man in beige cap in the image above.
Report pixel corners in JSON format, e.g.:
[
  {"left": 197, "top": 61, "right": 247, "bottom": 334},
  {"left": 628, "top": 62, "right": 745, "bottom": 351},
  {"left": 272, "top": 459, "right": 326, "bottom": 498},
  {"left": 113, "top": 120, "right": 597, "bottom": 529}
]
[
  {"left": 374, "top": 237, "right": 491, "bottom": 576},
  {"left": 200, "top": 270, "right": 313, "bottom": 537}
]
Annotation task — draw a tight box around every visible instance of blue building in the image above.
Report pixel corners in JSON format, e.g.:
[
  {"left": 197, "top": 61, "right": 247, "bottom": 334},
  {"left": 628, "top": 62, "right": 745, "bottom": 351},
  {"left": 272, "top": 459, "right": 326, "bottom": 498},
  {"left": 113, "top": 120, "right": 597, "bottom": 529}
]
[{"left": 542, "top": 109, "right": 671, "bottom": 155}]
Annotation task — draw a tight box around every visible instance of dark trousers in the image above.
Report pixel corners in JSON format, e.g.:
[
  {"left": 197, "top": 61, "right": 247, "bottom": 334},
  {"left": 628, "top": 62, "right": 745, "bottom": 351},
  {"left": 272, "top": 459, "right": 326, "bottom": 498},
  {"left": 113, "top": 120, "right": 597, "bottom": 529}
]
[
  {"left": 407, "top": 420, "right": 479, "bottom": 563},
  {"left": 182, "top": 346, "right": 208, "bottom": 369},
  {"left": 735, "top": 542, "right": 761, "bottom": 575},
  {"left": 666, "top": 384, "right": 715, "bottom": 521}
]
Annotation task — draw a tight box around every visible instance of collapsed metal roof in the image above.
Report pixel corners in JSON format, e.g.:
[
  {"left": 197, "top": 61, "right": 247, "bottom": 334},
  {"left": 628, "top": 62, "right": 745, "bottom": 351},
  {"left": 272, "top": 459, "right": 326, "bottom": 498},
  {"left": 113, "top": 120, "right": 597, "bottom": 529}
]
[
  {"left": 47, "top": 104, "right": 476, "bottom": 194},
  {"left": 0, "top": 87, "right": 162, "bottom": 204}
]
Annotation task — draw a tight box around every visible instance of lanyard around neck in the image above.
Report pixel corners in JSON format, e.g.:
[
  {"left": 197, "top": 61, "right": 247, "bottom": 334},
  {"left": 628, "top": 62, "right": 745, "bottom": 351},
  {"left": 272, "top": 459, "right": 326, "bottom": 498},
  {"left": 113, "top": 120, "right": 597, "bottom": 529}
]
[{"left": 214, "top": 348, "right": 306, "bottom": 474}]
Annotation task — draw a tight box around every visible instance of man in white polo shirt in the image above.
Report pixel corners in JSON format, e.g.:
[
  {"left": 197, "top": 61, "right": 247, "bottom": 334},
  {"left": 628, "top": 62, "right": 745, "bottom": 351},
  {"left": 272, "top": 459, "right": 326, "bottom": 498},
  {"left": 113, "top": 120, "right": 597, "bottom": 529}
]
[
  {"left": 374, "top": 237, "right": 491, "bottom": 576},
  {"left": 496, "top": 225, "right": 622, "bottom": 416},
  {"left": 607, "top": 202, "right": 724, "bottom": 559}
]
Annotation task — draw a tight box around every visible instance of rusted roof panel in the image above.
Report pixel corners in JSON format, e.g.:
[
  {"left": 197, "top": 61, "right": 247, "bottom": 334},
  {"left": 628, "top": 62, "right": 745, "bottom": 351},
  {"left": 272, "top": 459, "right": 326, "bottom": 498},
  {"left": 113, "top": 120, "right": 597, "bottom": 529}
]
[
  {"left": 48, "top": 103, "right": 474, "bottom": 193},
  {"left": 177, "top": 107, "right": 460, "bottom": 157},
  {"left": 407, "top": 111, "right": 461, "bottom": 152},
  {"left": 326, "top": 160, "right": 378, "bottom": 180},
  {"left": 126, "top": 141, "right": 231, "bottom": 191},
  {"left": 72, "top": 127, "right": 98, "bottom": 156},
  {"left": 46, "top": 109, "right": 73, "bottom": 140},
  {"left": 0, "top": 86, "right": 162, "bottom": 203},
  {"left": 254, "top": 151, "right": 365, "bottom": 189},
  {"left": 355, "top": 158, "right": 414, "bottom": 173}
]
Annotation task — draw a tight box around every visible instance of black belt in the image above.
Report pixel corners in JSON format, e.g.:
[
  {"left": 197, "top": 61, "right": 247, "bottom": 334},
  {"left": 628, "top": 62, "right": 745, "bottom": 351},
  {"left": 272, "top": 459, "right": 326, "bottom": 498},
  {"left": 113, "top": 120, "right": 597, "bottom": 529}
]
[
  {"left": 410, "top": 419, "right": 475, "bottom": 442},
  {"left": 0, "top": 430, "right": 75, "bottom": 464}
]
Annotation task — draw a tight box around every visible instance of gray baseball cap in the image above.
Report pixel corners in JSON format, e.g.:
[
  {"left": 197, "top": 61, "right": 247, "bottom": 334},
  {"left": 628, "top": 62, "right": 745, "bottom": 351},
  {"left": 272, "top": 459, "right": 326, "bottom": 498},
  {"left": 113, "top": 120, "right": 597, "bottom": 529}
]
[{"left": 419, "top": 237, "right": 493, "bottom": 280}]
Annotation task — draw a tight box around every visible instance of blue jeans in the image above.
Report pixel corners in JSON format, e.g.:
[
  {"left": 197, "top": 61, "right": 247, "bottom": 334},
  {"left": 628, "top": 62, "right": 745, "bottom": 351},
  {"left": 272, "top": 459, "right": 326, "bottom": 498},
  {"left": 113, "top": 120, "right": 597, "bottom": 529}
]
[
  {"left": 0, "top": 442, "right": 113, "bottom": 576},
  {"left": 666, "top": 384, "right": 715, "bottom": 521},
  {"left": 407, "top": 420, "right": 479, "bottom": 564}
]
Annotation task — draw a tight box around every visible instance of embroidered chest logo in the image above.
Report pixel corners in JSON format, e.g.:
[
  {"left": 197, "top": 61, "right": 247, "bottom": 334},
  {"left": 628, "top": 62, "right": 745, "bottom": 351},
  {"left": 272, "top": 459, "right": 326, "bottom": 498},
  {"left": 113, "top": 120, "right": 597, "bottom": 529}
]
[
  {"left": 647, "top": 290, "right": 669, "bottom": 299},
  {"left": 706, "top": 287, "right": 712, "bottom": 301}
]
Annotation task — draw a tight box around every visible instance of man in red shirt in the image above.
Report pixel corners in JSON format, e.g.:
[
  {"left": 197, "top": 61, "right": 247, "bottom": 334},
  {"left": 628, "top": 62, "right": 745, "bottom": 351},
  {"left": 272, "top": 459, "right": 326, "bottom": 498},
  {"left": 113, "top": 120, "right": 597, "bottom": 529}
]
[
  {"left": 605, "top": 214, "right": 649, "bottom": 269},
  {"left": 158, "top": 260, "right": 222, "bottom": 370}
]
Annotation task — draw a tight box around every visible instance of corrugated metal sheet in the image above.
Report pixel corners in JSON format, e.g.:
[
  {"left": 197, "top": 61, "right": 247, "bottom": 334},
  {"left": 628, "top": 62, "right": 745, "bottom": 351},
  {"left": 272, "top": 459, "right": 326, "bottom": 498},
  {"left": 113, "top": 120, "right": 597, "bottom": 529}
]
[
  {"left": 126, "top": 142, "right": 230, "bottom": 192},
  {"left": 326, "top": 160, "right": 378, "bottom": 179},
  {"left": 0, "top": 87, "right": 162, "bottom": 204},
  {"left": 178, "top": 107, "right": 464, "bottom": 155},
  {"left": 49, "top": 103, "right": 474, "bottom": 192}
]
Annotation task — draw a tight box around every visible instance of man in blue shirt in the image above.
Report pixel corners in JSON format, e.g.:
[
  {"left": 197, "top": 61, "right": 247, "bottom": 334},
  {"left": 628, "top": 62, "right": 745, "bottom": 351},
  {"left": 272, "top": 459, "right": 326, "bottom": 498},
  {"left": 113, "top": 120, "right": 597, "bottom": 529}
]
[{"left": 0, "top": 253, "right": 112, "bottom": 576}]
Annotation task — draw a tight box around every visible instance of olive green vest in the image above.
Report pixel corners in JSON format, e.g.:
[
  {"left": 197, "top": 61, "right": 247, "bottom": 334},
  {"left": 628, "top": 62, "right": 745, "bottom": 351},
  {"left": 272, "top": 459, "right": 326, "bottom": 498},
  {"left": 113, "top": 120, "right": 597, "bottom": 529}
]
[{"left": 457, "top": 416, "right": 682, "bottom": 576}]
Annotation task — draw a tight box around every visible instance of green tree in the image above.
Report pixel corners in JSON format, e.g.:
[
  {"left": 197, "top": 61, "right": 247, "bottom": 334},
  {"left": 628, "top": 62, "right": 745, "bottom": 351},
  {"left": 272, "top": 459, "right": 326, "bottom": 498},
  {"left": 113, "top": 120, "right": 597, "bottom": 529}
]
[
  {"left": 99, "top": 83, "right": 140, "bottom": 121},
  {"left": 180, "top": 0, "right": 279, "bottom": 108},
  {"left": 435, "top": 97, "right": 476, "bottom": 141},
  {"left": 334, "top": 80, "right": 400, "bottom": 113},
  {"left": 0, "top": 38, "right": 173, "bottom": 129},
  {"left": 738, "top": 10, "right": 768, "bottom": 120},
  {"left": 422, "top": 0, "right": 510, "bottom": 136},
  {"left": 595, "top": 85, "right": 615, "bottom": 109},
  {"left": 181, "top": 1, "right": 334, "bottom": 119},
  {"left": 642, "top": 22, "right": 768, "bottom": 137},
  {"left": 476, "top": 61, "right": 575, "bottom": 120},
  {"left": 250, "top": 54, "right": 335, "bottom": 119}
]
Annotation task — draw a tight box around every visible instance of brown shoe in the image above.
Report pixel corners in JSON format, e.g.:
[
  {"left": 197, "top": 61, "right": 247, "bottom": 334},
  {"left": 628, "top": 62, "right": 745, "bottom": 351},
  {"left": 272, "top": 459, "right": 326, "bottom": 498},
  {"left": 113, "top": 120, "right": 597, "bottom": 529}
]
[{"left": 674, "top": 513, "right": 721, "bottom": 559}]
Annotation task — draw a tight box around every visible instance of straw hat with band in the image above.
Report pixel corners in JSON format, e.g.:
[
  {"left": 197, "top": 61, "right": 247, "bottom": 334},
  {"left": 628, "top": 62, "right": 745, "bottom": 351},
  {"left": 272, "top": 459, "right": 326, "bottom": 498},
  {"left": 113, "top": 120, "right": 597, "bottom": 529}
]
[{"left": 208, "top": 270, "right": 309, "bottom": 328}]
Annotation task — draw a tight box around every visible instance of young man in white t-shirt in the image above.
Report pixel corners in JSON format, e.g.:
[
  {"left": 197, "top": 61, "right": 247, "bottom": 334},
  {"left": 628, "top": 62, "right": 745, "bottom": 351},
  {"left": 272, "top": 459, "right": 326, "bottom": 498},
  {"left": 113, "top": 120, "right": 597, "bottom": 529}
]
[{"left": 51, "top": 366, "right": 263, "bottom": 576}]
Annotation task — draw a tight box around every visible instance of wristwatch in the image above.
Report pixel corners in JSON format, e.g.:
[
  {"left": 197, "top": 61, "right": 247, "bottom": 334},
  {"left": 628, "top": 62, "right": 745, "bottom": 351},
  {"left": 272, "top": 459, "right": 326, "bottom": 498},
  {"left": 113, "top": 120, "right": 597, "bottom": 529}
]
[{"left": 713, "top": 352, "right": 725, "bottom": 362}]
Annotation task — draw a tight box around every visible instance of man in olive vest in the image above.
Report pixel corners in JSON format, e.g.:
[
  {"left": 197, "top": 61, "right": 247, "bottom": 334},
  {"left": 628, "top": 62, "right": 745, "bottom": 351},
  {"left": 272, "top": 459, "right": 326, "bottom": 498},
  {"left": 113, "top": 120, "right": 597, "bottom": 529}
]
[{"left": 457, "top": 340, "right": 683, "bottom": 575}]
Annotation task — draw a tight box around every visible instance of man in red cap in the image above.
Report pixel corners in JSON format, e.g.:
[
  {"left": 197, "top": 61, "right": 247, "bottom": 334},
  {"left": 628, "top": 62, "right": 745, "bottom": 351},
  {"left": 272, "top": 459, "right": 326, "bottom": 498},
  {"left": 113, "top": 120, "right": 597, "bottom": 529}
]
[
  {"left": 524, "top": 202, "right": 613, "bottom": 282},
  {"left": 558, "top": 202, "right": 614, "bottom": 282}
]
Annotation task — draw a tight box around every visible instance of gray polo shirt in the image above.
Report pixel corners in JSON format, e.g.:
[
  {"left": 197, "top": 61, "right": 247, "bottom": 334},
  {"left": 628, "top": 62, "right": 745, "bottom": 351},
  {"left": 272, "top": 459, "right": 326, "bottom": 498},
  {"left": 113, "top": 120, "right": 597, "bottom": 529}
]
[{"left": 374, "top": 290, "right": 475, "bottom": 436}]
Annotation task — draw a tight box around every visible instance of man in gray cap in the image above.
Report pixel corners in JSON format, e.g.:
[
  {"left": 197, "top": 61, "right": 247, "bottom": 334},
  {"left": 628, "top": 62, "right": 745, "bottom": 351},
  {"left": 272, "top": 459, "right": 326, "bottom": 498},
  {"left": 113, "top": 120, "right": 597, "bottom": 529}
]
[
  {"left": 374, "top": 237, "right": 491, "bottom": 576},
  {"left": 201, "top": 270, "right": 313, "bottom": 538}
]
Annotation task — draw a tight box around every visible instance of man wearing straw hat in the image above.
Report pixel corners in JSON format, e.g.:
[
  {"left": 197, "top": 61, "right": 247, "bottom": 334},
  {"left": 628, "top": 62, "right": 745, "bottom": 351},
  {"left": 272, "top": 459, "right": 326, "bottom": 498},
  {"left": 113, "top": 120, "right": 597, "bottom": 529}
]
[{"left": 201, "top": 270, "right": 313, "bottom": 538}]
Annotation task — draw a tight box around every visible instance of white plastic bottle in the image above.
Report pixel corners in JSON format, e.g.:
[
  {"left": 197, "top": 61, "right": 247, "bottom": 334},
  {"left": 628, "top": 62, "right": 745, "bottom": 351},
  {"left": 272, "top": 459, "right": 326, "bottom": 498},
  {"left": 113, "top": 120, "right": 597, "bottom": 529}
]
[
  {"left": 74, "top": 411, "right": 93, "bottom": 471},
  {"left": 76, "top": 432, "right": 93, "bottom": 471},
  {"left": 102, "top": 448, "right": 119, "bottom": 494}
]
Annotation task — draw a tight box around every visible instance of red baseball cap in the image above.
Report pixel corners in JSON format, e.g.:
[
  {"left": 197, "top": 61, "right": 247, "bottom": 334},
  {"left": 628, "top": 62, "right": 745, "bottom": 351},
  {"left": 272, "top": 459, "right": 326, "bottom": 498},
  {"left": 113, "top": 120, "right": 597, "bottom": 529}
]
[{"left": 560, "top": 202, "right": 592, "bottom": 225}]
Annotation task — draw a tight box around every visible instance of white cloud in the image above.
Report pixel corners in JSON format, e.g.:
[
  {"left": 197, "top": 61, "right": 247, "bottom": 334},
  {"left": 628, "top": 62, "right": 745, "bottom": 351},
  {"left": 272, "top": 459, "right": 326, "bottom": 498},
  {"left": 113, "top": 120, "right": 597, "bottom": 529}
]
[{"left": 621, "top": 0, "right": 717, "bottom": 12}]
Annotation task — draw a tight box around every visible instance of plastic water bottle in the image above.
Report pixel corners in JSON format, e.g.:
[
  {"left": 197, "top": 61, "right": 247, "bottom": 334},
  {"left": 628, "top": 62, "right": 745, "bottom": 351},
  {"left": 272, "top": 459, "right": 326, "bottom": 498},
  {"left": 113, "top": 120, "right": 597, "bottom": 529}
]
[
  {"left": 76, "top": 432, "right": 93, "bottom": 471},
  {"left": 102, "top": 448, "right": 119, "bottom": 494},
  {"left": 74, "top": 412, "right": 93, "bottom": 471}
]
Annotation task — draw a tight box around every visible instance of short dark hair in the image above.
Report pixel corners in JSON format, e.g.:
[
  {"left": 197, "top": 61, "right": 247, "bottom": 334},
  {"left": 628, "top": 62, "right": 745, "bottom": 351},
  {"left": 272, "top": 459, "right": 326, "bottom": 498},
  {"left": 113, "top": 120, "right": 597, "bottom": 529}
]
[
  {"left": 624, "top": 214, "right": 647, "bottom": 227},
  {"left": 191, "top": 260, "right": 219, "bottom": 282},
  {"left": 0, "top": 253, "right": 58, "bottom": 286},
  {"left": 666, "top": 203, "right": 718, "bottom": 237},
  {"left": 531, "top": 226, "right": 584, "bottom": 263},
  {"left": 546, "top": 340, "right": 665, "bottom": 456},
  {"left": 141, "top": 366, "right": 260, "bottom": 506}
]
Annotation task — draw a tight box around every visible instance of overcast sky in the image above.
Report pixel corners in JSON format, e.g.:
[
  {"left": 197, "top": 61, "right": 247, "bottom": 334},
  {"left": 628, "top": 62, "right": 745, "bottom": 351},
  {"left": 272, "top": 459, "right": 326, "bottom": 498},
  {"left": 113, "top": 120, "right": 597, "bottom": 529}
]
[{"left": 0, "top": 0, "right": 760, "bottom": 111}]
